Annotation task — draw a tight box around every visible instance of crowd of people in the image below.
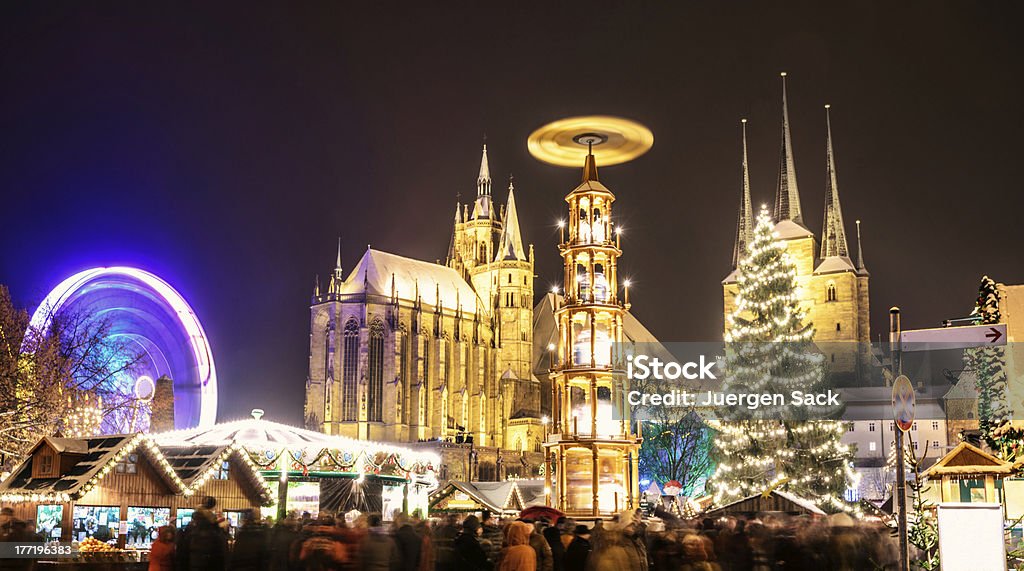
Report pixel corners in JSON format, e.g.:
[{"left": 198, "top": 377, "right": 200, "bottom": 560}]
[{"left": 3, "top": 499, "right": 906, "bottom": 571}]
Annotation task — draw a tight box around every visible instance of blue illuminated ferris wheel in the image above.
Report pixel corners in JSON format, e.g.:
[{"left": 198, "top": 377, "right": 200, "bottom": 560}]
[{"left": 29, "top": 267, "right": 218, "bottom": 431}]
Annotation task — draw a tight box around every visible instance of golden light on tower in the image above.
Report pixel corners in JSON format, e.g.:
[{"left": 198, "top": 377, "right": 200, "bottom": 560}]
[{"left": 530, "top": 115, "right": 649, "bottom": 518}]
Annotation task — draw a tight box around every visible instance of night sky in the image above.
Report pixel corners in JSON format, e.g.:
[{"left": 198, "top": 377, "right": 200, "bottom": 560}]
[{"left": 2, "top": 3, "right": 1022, "bottom": 425}]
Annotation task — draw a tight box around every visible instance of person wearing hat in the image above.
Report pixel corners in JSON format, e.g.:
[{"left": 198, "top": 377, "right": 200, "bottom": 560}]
[
  {"left": 563, "top": 526, "right": 591, "bottom": 571},
  {"left": 453, "top": 515, "right": 492, "bottom": 570}
]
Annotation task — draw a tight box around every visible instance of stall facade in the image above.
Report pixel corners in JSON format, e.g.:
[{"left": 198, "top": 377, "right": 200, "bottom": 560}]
[
  {"left": 921, "top": 441, "right": 1021, "bottom": 505},
  {"left": 152, "top": 413, "right": 440, "bottom": 520},
  {"left": 429, "top": 481, "right": 527, "bottom": 515},
  {"left": 702, "top": 490, "right": 826, "bottom": 518},
  {"left": 0, "top": 434, "right": 272, "bottom": 547}
]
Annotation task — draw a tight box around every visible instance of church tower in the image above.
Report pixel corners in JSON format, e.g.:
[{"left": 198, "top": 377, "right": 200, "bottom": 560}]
[
  {"left": 447, "top": 144, "right": 539, "bottom": 448},
  {"left": 723, "top": 74, "right": 870, "bottom": 382},
  {"left": 544, "top": 146, "right": 640, "bottom": 517}
]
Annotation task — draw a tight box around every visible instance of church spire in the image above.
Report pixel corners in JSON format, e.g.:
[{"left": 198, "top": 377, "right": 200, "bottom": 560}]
[
  {"left": 732, "top": 119, "right": 754, "bottom": 268},
  {"left": 495, "top": 178, "right": 527, "bottom": 261},
  {"left": 855, "top": 219, "right": 867, "bottom": 273},
  {"left": 477, "top": 141, "right": 492, "bottom": 196},
  {"left": 820, "top": 104, "right": 849, "bottom": 258},
  {"left": 774, "top": 72, "right": 804, "bottom": 226},
  {"left": 331, "top": 238, "right": 344, "bottom": 293}
]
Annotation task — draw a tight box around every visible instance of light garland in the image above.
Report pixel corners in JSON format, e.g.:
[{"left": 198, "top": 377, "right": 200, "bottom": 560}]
[
  {"left": 0, "top": 435, "right": 275, "bottom": 506},
  {"left": 710, "top": 207, "right": 856, "bottom": 514}
]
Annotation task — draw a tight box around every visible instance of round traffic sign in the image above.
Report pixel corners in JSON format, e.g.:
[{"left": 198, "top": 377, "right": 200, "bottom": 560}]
[{"left": 892, "top": 374, "right": 915, "bottom": 432}]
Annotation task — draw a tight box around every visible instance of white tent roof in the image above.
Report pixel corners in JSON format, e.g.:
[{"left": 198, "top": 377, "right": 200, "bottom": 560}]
[{"left": 152, "top": 416, "right": 440, "bottom": 466}]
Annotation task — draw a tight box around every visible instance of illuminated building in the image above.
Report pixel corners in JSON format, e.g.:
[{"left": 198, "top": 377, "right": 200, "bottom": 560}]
[
  {"left": 543, "top": 147, "right": 641, "bottom": 517},
  {"left": 305, "top": 145, "right": 545, "bottom": 481},
  {"left": 723, "top": 75, "right": 870, "bottom": 382}
]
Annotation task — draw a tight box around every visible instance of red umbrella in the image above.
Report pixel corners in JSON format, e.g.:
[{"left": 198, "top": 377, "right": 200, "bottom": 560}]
[{"left": 518, "top": 505, "right": 565, "bottom": 522}]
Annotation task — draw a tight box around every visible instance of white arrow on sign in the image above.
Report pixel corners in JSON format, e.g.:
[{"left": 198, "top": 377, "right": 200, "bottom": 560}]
[{"left": 900, "top": 323, "right": 1007, "bottom": 352}]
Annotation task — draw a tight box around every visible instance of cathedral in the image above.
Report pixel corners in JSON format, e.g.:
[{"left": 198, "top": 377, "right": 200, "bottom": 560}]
[
  {"left": 304, "top": 145, "right": 546, "bottom": 481},
  {"left": 723, "top": 75, "right": 871, "bottom": 383}
]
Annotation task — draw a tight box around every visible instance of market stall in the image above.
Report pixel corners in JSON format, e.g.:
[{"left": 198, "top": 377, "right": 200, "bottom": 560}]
[
  {"left": 921, "top": 441, "right": 1021, "bottom": 505},
  {"left": 0, "top": 434, "right": 272, "bottom": 562},
  {"left": 152, "top": 412, "right": 440, "bottom": 520},
  {"left": 701, "top": 490, "right": 827, "bottom": 518},
  {"left": 429, "top": 480, "right": 527, "bottom": 515}
]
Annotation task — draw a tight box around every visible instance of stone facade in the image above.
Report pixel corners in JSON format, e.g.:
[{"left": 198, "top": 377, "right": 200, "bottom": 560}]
[
  {"left": 304, "top": 145, "right": 545, "bottom": 480},
  {"left": 723, "top": 83, "right": 871, "bottom": 384}
]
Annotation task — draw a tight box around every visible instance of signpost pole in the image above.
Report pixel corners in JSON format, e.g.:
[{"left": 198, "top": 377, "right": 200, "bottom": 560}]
[{"left": 891, "top": 307, "right": 910, "bottom": 571}]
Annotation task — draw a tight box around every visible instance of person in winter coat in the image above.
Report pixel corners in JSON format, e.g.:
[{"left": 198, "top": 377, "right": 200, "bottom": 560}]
[
  {"left": 452, "top": 515, "right": 492, "bottom": 571},
  {"left": 523, "top": 521, "right": 552, "bottom": 571},
  {"left": 149, "top": 526, "right": 177, "bottom": 571},
  {"left": 479, "top": 511, "right": 503, "bottom": 566},
  {"left": 393, "top": 516, "right": 423, "bottom": 571},
  {"left": 299, "top": 516, "right": 347, "bottom": 571},
  {"left": 359, "top": 514, "right": 400, "bottom": 571},
  {"left": 562, "top": 526, "right": 590, "bottom": 571},
  {"left": 187, "top": 498, "right": 229, "bottom": 571},
  {"left": 498, "top": 522, "right": 535, "bottom": 571},
  {"left": 231, "top": 511, "right": 270, "bottom": 571}
]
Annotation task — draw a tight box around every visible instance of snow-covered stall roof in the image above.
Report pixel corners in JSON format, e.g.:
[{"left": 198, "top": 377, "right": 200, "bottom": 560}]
[
  {"left": 0, "top": 434, "right": 274, "bottom": 504},
  {"left": 0, "top": 434, "right": 183, "bottom": 503},
  {"left": 429, "top": 480, "right": 525, "bottom": 514}
]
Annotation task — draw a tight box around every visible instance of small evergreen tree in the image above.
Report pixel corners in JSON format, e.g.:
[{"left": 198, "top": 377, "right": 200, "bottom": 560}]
[
  {"left": 965, "top": 275, "right": 1009, "bottom": 447},
  {"left": 710, "top": 206, "right": 856, "bottom": 513}
]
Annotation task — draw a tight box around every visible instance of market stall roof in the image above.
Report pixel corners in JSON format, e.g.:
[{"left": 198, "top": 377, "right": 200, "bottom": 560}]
[
  {"left": 922, "top": 441, "right": 1021, "bottom": 479},
  {"left": 429, "top": 480, "right": 526, "bottom": 514},
  {"left": 160, "top": 444, "right": 275, "bottom": 503},
  {"left": 515, "top": 479, "right": 546, "bottom": 507},
  {"left": 703, "top": 490, "right": 826, "bottom": 518},
  {"left": 152, "top": 415, "right": 440, "bottom": 467},
  {"left": 0, "top": 434, "right": 184, "bottom": 503}
]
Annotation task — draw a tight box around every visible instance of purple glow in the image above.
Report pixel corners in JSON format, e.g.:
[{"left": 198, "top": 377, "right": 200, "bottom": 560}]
[{"left": 29, "top": 267, "right": 218, "bottom": 429}]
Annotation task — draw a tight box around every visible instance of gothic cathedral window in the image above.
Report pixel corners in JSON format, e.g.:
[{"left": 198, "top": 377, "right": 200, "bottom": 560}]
[
  {"left": 368, "top": 320, "right": 385, "bottom": 422},
  {"left": 342, "top": 319, "right": 359, "bottom": 421},
  {"left": 826, "top": 281, "right": 837, "bottom": 302}
]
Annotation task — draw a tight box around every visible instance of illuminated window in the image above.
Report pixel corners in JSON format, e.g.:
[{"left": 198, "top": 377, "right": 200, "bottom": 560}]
[
  {"left": 399, "top": 328, "right": 409, "bottom": 425},
  {"left": 368, "top": 320, "right": 385, "bottom": 422},
  {"left": 342, "top": 319, "right": 359, "bottom": 421},
  {"left": 869, "top": 442, "right": 876, "bottom": 452},
  {"left": 115, "top": 453, "right": 138, "bottom": 474}
]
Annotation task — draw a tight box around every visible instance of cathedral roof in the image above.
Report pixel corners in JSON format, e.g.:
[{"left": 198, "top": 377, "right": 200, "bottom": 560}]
[
  {"left": 341, "top": 248, "right": 484, "bottom": 314},
  {"left": 773, "top": 219, "right": 814, "bottom": 240},
  {"left": 813, "top": 255, "right": 857, "bottom": 275}
]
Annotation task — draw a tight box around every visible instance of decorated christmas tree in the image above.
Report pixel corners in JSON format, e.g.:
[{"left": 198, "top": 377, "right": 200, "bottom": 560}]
[
  {"left": 966, "top": 275, "right": 1009, "bottom": 447},
  {"left": 710, "top": 205, "right": 857, "bottom": 513}
]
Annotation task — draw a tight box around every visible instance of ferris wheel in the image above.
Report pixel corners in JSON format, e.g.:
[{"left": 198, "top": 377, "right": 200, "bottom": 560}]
[{"left": 29, "top": 267, "right": 218, "bottom": 431}]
